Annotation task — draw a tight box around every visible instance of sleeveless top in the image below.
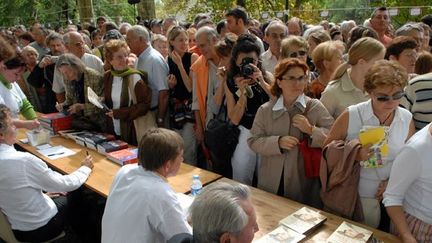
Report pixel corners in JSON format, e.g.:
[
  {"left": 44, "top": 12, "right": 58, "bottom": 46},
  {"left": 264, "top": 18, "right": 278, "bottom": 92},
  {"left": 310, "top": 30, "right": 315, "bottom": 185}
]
[
  {"left": 346, "top": 99, "right": 412, "bottom": 198},
  {"left": 168, "top": 52, "right": 192, "bottom": 101}
]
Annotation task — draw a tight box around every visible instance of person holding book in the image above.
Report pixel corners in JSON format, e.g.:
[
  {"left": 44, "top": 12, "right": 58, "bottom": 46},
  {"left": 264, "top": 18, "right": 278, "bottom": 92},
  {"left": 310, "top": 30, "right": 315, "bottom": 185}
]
[
  {"left": 0, "top": 54, "right": 40, "bottom": 130},
  {"left": 248, "top": 58, "right": 334, "bottom": 208},
  {"left": 0, "top": 104, "right": 94, "bottom": 242},
  {"left": 101, "top": 128, "right": 191, "bottom": 243},
  {"left": 55, "top": 53, "right": 107, "bottom": 132},
  {"left": 384, "top": 123, "right": 432, "bottom": 242},
  {"left": 324, "top": 60, "right": 415, "bottom": 229},
  {"left": 103, "top": 39, "right": 153, "bottom": 145}
]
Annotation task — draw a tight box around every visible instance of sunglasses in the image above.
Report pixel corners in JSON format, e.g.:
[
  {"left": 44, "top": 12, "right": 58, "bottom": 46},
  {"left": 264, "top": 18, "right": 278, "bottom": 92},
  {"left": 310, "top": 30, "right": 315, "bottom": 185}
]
[
  {"left": 375, "top": 91, "right": 405, "bottom": 102},
  {"left": 288, "top": 50, "right": 307, "bottom": 58}
]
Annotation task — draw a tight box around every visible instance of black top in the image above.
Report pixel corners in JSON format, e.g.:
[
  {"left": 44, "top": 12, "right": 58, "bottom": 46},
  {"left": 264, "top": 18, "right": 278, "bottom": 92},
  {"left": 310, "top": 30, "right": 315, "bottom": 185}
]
[
  {"left": 227, "top": 77, "right": 269, "bottom": 129},
  {"left": 168, "top": 52, "right": 193, "bottom": 101},
  {"left": 73, "top": 74, "right": 86, "bottom": 104}
]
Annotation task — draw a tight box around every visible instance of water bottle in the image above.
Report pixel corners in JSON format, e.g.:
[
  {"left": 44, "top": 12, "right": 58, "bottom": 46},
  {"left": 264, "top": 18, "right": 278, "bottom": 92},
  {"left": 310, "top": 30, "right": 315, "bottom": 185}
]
[{"left": 190, "top": 175, "right": 202, "bottom": 196}]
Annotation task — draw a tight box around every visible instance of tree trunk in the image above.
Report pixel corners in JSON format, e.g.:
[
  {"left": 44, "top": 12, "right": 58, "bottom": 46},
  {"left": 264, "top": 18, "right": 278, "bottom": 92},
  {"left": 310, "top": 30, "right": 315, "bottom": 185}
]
[
  {"left": 76, "top": 0, "right": 94, "bottom": 24},
  {"left": 138, "top": 0, "right": 156, "bottom": 20}
]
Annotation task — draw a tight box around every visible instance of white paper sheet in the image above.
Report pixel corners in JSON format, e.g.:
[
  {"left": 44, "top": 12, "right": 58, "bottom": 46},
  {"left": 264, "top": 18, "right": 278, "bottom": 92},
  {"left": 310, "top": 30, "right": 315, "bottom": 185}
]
[{"left": 37, "top": 145, "right": 76, "bottom": 160}]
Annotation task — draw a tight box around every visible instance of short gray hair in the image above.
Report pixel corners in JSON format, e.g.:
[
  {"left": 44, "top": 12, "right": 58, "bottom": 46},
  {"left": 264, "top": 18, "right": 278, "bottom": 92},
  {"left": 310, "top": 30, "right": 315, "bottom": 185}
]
[
  {"left": 45, "top": 32, "right": 64, "bottom": 46},
  {"left": 0, "top": 104, "right": 11, "bottom": 135},
  {"left": 128, "top": 25, "right": 150, "bottom": 44},
  {"left": 396, "top": 23, "right": 424, "bottom": 36},
  {"left": 63, "top": 31, "right": 81, "bottom": 45},
  {"left": 195, "top": 26, "right": 219, "bottom": 42},
  {"left": 55, "top": 53, "right": 85, "bottom": 75},
  {"left": 264, "top": 20, "right": 288, "bottom": 36},
  {"left": 189, "top": 182, "right": 251, "bottom": 243}
]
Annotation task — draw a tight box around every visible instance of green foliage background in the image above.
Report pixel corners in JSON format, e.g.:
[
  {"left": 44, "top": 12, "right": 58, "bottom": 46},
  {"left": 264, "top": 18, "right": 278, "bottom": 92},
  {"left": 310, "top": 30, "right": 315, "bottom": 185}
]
[{"left": 0, "top": 0, "right": 431, "bottom": 28}]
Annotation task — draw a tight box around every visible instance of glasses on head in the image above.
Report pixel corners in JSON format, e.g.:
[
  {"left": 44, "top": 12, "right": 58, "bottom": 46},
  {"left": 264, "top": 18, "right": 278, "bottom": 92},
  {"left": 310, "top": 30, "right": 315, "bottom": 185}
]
[
  {"left": 375, "top": 91, "right": 405, "bottom": 102},
  {"left": 282, "top": 74, "right": 307, "bottom": 83},
  {"left": 288, "top": 50, "right": 307, "bottom": 58}
]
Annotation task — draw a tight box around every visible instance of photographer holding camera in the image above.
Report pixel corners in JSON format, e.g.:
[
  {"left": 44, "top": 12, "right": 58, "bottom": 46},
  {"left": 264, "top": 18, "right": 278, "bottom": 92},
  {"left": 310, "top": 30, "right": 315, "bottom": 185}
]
[{"left": 225, "top": 34, "right": 272, "bottom": 185}]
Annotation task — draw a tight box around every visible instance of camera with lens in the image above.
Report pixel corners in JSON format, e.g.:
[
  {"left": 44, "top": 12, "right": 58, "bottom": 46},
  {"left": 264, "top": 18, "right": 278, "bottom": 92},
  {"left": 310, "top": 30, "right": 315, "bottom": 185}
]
[{"left": 239, "top": 57, "right": 255, "bottom": 77}]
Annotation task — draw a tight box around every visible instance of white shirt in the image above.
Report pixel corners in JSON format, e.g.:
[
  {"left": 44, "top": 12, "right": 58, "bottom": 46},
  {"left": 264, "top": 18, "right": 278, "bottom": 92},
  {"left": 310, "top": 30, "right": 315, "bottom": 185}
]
[
  {"left": 346, "top": 100, "right": 412, "bottom": 198},
  {"left": 261, "top": 49, "right": 278, "bottom": 74},
  {"left": 111, "top": 74, "right": 141, "bottom": 136},
  {"left": 0, "top": 82, "right": 27, "bottom": 118},
  {"left": 0, "top": 144, "right": 91, "bottom": 231},
  {"left": 136, "top": 46, "right": 169, "bottom": 108},
  {"left": 101, "top": 164, "right": 190, "bottom": 243},
  {"left": 52, "top": 53, "right": 104, "bottom": 93},
  {"left": 383, "top": 123, "right": 432, "bottom": 224}
]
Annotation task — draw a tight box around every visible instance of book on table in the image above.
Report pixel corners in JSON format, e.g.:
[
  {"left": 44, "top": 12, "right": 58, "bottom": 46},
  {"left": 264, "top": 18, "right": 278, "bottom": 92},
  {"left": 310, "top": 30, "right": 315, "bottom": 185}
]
[
  {"left": 254, "top": 225, "right": 306, "bottom": 243},
  {"left": 279, "top": 207, "right": 327, "bottom": 235},
  {"left": 39, "top": 112, "right": 73, "bottom": 134},
  {"left": 97, "top": 140, "right": 128, "bottom": 154},
  {"left": 107, "top": 148, "right": 138, "bottom": 165},
  {"left": 326, "top": 221, "right": 372, "bottom": 243}
]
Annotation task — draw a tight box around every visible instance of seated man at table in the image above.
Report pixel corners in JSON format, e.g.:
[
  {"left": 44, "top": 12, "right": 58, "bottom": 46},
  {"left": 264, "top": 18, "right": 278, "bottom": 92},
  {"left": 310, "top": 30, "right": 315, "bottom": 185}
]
[
  {"left": 0, "top": 104, "right": 94, "bottom": 242},
  {"left": 101, "top": 128, "right": 191, "bottom": 243},
  {"left": 169, "top": 182, "right": 259, "bottom": 243}
]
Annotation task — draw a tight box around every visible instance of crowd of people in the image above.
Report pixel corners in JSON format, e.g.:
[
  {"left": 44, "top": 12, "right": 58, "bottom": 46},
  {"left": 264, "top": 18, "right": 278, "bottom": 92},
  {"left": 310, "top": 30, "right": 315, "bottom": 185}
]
[{"left": 1, "top": 5, "right": 432, "bottom": 243}]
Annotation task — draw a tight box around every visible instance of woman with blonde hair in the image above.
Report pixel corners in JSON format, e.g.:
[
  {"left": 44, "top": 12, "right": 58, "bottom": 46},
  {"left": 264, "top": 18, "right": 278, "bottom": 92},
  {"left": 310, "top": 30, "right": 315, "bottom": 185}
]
[
  {"left": 324, "top": 60, "right": 415, "bottom": 229},
  {"left": 320, "top": 37, "right": 385, "bottom": 119},
  {"left": 306, "top": 41, "right": 345, "bottom": 99},
  {"left": 166, "top": 25, "right": 199, "bottom": 165}
]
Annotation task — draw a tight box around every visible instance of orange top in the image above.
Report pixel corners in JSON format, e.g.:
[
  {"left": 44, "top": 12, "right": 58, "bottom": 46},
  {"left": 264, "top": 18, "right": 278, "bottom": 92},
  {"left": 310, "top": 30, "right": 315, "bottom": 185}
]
[
  {"left": 305, "top": 79, "right": 326, "bottom": 99},
  {"left": 190, "top": 55, "right": 209, "bottom": 129}
]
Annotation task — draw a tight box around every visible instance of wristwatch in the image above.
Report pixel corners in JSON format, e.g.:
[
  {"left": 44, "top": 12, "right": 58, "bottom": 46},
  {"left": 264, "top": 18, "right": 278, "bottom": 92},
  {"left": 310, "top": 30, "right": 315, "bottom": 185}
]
[{"left": 157, "top": 118, "right": 164, "bottom": 124}]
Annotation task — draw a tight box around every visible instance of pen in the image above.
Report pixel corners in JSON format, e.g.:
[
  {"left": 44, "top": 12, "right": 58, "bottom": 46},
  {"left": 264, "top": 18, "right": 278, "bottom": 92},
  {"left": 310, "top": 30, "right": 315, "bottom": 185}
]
[
  {"left": 47, "top": 152, "right": 65, "bottom": 157},
  {"left": 86, "top": 150, "right": 89, "bottom": 156}
]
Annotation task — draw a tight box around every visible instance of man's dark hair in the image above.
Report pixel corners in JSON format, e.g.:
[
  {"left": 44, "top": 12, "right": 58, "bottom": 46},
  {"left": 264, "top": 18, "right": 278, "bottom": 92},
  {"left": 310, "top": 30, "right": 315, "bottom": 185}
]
[
  {"left": 194, "top": 13, "right": 210, "bottom": 27},
  {"left": 385, "top": 36, "right": 418, "bottom": 59},
  {"left": 216, "top": 20, "right": 226, "bottom": 35},
  {"left": 226, "top": 7, "right": 248, "bottom": 25},
  {"left": 371, "top": 6, "right": 388, "bottom": 19}
]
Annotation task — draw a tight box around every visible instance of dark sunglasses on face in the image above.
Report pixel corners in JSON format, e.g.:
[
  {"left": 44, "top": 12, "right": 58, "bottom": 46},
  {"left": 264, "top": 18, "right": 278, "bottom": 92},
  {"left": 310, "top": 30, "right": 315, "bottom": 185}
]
[
  {"left": 288, "top": 50, "right": 307, "bottom": 58},
  {"left": 375, "top": 91, "right": 405, "bottom": 102}
]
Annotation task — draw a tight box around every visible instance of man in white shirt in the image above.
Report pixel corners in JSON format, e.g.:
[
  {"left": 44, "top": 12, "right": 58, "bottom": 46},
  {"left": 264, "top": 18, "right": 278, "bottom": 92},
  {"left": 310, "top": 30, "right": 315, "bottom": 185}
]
[
  {"left": 0, "top": 104, "right": 94, "bottom": 242},
  {"left": 52, "top": 31, "right": 104, "bottom": 103},
  {"left": 101, "top": 128, "right": 190, "bottom": 243},
  {"left": 261, "top": 20, "right": 288, "bottom": 73},
  {"left": 126, "top": 25, "right": 169, "bottom": 127}
]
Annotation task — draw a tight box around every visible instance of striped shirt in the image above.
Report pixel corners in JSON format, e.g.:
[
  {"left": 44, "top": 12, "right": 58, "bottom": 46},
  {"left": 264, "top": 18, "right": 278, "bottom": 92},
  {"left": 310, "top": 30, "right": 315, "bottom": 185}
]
[{"left": 400, "top": 72, "right": 432, "bottom": 131}]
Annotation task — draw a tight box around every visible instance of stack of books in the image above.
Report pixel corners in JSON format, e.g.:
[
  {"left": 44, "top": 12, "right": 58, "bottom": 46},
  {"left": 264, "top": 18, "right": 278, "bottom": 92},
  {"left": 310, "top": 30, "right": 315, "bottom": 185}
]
[
  {"left": 107, "top": 148, "right": 138, "bottom": 165},
  {"left": 255, "top": 207, "right": 327, "bottom": 243},
  {"left": 97, "top": 140, "right": 129, "bottom": 155},
  {"left": 39, "top": 113, "right": 73, "bottom": 134},
  {"left": 326, "top": 221, "right": 372, "bottom": 243}
]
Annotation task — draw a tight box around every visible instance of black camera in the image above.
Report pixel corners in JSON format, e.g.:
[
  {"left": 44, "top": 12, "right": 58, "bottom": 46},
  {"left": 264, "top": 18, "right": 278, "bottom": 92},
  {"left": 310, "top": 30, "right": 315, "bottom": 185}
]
[{"left": 239, "top": 57, "right": 255, "bottom": 77}]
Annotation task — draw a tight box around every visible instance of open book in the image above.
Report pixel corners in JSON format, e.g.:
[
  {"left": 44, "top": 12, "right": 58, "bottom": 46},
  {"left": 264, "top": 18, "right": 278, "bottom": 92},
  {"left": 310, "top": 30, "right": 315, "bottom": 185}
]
[
  {"left": 358, "top": 126, "right": 389, "bottom": 168},
  {"left": 326, "top": 221, "right": 373, "bottom": 243},
  {"left": 279, "top": 207, "right": 327, "bottom": 235},
  {"left": 254, "top": 225, "right": 305, "bottom": 243},
  {"left": 87, "top": 87, "right": 109, "bottom": 111}
]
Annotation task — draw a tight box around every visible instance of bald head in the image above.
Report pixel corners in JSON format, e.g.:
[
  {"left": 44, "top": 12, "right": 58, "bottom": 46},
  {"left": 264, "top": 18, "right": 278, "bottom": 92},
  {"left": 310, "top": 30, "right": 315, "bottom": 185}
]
[{"left": 63, "top": 31, "right": 85, "bottom": 58}]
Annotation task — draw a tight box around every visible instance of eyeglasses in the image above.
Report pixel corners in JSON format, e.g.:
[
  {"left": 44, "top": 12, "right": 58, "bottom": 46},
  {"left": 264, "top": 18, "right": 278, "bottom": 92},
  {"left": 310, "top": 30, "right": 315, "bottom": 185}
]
[
  {"left": 375, "top": 91, "right": 405, "bottom": 102},
  {"left": 282, "top": 75, "right": 307, "bottom": 83},
  {"left": 73, "top": 41, "right": 84, "bottom": 47},
  {"left": 269, "top": 33, "right": 287, "bottom": 39},
  {"left": 288, "top": 50, "right": 307, "bottom": 58}
]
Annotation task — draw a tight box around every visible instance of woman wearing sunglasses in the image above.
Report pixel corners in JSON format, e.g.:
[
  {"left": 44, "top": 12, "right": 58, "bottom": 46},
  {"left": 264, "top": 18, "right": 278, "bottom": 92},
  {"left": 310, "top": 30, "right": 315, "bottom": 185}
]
[
  {"left": 280, "top": 36, "right": 318, "bottom": 81},
  {"left": 324, "top": 60, "right": 415, "bottom": 229}
]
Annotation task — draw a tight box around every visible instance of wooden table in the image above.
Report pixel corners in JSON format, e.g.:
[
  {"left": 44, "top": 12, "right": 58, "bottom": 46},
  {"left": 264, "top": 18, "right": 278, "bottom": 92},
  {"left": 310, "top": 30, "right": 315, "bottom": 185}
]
[
  {"left": 16, "top": 129, "right": 222, "bottom": 197},
  {"left": 217, "top": 178, "right": 401, "bottom": 243}
]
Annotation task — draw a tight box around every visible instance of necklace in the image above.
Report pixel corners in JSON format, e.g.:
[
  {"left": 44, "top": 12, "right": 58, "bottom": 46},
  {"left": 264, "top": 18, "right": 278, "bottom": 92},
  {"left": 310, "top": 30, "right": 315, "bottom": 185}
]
[{"left": 379, "top": 111, "right": 394, "bottom": 126}]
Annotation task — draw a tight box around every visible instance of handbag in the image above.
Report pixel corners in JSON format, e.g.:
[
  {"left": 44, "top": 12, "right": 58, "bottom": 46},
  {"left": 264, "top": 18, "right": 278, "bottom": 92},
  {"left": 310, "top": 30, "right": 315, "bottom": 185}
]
[
  {"left": 204, "top": 100, "right": 240, "bottom": 178},
  {"left": 127, "top": 75, "right": 156, "bottom": 144},
  {"left": 298, "top": 100, "right": 322, "bottom": 178}
]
